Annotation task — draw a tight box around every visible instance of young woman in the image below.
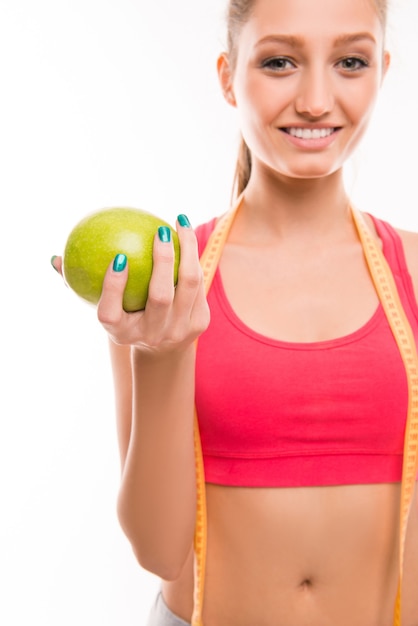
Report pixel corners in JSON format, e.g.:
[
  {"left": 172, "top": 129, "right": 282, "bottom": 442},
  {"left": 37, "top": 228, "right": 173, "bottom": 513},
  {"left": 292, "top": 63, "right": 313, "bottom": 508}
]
[{"left": 52, "top": 0, "right": 418, "bottom": 624}]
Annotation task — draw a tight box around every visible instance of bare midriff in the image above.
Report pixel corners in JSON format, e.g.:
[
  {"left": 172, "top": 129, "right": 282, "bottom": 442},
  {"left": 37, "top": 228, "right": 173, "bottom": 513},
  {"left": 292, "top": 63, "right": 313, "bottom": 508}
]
[{"left": 162, "top": 482, "right": 418, "bottom": 626}]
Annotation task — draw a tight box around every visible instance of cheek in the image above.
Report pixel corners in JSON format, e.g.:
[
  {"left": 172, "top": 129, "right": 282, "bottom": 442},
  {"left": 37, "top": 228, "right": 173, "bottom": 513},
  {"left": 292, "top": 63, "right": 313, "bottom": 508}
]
[
  {"left": 337, "top": 81, "right": 381, "bottom": 161},
  {"left": 235, "top": 76, "right": 292, "bottom": 129},
  {"left": 341, "top": 77, "right": 381, "bottom": 125}
]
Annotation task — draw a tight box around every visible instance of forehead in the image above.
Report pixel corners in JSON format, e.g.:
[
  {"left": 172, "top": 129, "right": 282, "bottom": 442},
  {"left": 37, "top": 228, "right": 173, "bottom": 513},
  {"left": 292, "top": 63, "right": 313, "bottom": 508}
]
[{"left": 242, "top": 0, "right": 382, "bottom": 44}]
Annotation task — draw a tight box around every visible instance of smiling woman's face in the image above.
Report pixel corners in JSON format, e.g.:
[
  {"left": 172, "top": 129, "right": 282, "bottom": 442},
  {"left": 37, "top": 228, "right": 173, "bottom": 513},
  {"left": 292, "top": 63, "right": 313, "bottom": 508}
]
[{"left": 219, "top": 0, "right": 390, "bottom": 181}]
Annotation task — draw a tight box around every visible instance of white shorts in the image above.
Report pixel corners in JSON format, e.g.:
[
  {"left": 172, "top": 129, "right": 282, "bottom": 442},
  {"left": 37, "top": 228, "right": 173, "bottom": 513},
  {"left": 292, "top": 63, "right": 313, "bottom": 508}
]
[{"left": 146, "top": 592, "right": 191, "bottom": 626}]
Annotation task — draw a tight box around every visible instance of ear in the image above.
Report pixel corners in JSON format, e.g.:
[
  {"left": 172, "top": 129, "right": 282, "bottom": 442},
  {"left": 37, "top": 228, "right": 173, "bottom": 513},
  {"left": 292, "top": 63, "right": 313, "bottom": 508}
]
[
  {"left": 381, "top": 49, "right": 391, "bottom": 83},
  {"left": 217, "top": 52, "right": 237, "bottom": 107}
]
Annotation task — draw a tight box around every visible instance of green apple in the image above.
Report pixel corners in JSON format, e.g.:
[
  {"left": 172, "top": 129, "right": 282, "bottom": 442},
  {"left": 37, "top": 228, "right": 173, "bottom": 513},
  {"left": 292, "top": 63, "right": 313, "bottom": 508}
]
[{"left": 63, "top": 207, "right": 180, "bottom": 312}]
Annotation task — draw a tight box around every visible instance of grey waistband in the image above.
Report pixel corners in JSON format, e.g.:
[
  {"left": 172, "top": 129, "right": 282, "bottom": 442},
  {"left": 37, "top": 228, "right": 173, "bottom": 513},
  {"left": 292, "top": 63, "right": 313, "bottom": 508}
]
[{"left": 146, "top": 592, "right": 191, "bottom": 626}]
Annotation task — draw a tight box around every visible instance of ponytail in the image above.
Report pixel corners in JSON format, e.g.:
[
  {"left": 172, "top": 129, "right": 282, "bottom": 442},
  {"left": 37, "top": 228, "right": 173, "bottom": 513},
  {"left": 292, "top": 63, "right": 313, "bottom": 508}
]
[{"left": 232, "top": 135, "right": 252, "bottom": 202}]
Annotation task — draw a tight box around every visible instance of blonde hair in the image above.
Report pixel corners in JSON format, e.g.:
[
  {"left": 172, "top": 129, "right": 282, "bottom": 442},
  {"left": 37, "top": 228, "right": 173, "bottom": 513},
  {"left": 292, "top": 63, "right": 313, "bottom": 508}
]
[{"left": 226, "top": 0, "right": 389, "bottom": 200}]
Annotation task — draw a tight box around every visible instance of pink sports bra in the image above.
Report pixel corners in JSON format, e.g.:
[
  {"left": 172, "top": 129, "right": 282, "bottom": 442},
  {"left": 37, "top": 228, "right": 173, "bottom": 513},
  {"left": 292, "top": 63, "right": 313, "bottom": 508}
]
[{"left": 194, "top": 215, "right": 418, "bottom": 488}]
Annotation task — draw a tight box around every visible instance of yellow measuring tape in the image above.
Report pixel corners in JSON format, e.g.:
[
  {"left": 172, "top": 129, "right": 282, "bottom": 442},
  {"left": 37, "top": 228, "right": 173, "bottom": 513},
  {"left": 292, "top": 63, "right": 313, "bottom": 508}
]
[
  {"left": 191, "top": 196, "right": 418, "bottom": 626},
  {"left": 352, "top": 208, "right": 418, "bottom": 626}
]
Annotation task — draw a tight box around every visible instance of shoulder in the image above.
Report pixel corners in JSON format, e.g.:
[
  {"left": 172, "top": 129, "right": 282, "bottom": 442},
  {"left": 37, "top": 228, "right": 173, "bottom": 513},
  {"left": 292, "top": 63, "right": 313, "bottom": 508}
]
[
  {"left": 395, "top": 227, "right": 418, "bottom": 296},
  {"left": 364, "top": 213, "right": 418, "bottom": 300}
]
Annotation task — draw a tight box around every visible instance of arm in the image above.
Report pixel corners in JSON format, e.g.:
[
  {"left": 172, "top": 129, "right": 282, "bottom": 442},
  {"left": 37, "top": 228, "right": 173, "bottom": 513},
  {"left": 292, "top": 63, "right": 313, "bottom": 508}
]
[
  {"left": 109, "top": 340, "right": 198, "bottom": 580},
  {"left": 101, "top": 219, "right": 209, "bottom": 580},
  {"left": 117, "top": 345, "right": 197, "bottom": 580},
  {"left": 108, "top": 340, "right": 133, "bottom": 472}
]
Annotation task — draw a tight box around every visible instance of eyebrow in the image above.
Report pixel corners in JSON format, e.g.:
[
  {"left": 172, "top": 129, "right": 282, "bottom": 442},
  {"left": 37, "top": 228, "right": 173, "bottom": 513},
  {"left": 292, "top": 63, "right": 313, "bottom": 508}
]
[{"left": 255, "top": 32, "right": 377, "bottom": 48}]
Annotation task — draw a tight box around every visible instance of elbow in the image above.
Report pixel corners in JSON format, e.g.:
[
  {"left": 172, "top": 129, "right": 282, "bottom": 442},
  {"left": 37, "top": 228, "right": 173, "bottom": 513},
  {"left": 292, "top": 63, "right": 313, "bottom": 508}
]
[
  {"left": 131, "top": 545, "right": 188, "bottom": 582},
  {"left": 126, "top": 531, "right": 191, "bottom": 582},
  {"left": 116, "top": 496, "right": 193, "bottom": 581}
]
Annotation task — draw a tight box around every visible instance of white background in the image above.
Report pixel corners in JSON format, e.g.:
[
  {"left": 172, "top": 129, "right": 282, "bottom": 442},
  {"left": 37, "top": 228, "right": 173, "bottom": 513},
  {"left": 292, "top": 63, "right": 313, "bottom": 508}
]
[{"left": 0, "top": 1, "right": 417, "bottom": 624}]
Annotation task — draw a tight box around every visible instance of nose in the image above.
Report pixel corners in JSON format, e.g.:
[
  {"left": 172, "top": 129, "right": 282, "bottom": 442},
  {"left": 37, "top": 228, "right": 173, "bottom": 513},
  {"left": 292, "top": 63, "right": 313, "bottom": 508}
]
[{"left": 295, "top": 65, "right": 334, "bottom": 118}]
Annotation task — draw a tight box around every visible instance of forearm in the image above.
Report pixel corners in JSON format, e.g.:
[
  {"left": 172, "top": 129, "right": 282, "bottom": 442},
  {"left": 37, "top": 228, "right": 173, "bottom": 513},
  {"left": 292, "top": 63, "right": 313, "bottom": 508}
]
[
  {"left": 108, "top": 340, "right": 133, "bottom": 471},
  {"left": 117, "top": 344, "right": 197, "bottom": 580}
]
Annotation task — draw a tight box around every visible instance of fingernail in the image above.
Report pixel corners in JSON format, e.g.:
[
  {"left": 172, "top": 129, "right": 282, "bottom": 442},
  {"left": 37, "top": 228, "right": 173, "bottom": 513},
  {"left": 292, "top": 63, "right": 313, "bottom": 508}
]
[
  {"left": 158, "top": 226, "right": 171, "bottom": 243},
  {"left": 178, "top": 214, "right": 191, "bottom": 228},
  {"left": 113, "top": 253, "right": 127, "bottom": 272},
  {"left": 50, "top": 255, "right": 59, "bottom": 272}
]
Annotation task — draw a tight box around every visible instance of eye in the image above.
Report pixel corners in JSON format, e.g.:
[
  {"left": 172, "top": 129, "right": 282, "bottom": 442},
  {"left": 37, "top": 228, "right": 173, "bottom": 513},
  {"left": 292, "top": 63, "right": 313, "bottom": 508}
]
[
  {"left": 338, "top": 56, "right": 369, "bottom": 72},
  {"left": 261, "top": 57, "right": 295, "bottom": 72}
]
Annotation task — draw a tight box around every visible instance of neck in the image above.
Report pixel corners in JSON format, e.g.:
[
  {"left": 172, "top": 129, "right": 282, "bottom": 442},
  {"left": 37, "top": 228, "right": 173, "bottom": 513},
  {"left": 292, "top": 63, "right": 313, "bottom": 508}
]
[{"left": 236, "top": 167, "right": 352, "bottom": 243}]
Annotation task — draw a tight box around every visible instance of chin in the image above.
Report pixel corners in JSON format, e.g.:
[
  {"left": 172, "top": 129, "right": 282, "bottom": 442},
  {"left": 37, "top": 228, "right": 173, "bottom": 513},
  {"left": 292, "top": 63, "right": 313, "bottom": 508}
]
[
  {"left": 277, "top": 157, "right": 345, "bottom": 181},
  {"left": 279, "top": 166, "right": 341, "bottom": 181}
]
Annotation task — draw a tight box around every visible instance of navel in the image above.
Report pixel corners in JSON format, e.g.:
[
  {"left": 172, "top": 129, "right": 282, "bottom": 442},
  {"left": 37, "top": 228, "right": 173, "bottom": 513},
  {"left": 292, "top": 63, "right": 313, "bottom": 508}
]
[{"left": 298, "top": 578, "right": 314, "bottom": 591}]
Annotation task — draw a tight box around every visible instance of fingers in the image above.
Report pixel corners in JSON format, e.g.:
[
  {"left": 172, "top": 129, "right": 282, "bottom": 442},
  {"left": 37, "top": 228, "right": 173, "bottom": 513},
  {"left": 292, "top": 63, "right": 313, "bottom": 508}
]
[
  {"left": 139, "top": 216, "right": 209, "bottom": 347},
  {"left": 171, "top": 215, "right": 210, "bottom": 338},
  {"left": 172, "top": 216, "right": 205, "bottom": 313},
  {"left": 146, "top": 227, "right": 176, "bottom": 312},
  {"left": 97, "top": 254, "right": 129, "bottom": 327}
]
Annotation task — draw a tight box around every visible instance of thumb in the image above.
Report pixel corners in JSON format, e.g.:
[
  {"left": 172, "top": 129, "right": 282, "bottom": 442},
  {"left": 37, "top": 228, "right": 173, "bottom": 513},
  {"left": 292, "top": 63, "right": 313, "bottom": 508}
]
[
  {"left": 97, "top": 254, "right": 129, "bottom": 324},
  {"left": 50, "top": 255, "right": 63, "bottom": 275}
]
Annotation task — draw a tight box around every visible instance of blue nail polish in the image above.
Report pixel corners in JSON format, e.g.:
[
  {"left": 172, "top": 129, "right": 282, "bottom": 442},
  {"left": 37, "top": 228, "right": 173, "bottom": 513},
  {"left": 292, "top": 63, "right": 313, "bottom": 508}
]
[
  {"left": 50, "top": 255, "right": 59, "bottom": 272},
  {"left": 113, "top": 254, "right": 127, "bottom": 272},
  {"left": 158, "top": 226, "right": 171, "bottom": 243},
  {"left": 178, "top": 214, "right": 191, "bottom": 228}
]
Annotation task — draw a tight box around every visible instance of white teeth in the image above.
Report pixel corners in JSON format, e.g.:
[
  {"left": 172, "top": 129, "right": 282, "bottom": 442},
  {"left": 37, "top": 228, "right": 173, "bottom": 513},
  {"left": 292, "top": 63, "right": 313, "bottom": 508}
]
[{"left": 288, "top": 127, "right": 334, "bottom": 139}]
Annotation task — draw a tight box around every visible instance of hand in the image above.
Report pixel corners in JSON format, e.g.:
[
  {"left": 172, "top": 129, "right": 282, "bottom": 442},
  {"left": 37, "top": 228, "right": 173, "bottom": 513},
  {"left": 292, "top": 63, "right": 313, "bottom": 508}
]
[{"left": 52, "top": 216, "right": 210, "bottom": 353}]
